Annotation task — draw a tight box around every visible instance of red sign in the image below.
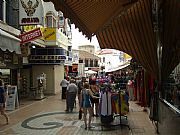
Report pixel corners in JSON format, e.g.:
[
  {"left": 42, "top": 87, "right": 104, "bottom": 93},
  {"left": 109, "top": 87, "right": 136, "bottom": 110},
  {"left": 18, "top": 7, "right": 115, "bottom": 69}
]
[{"left": 19, "top": 28, "right": 42, "bottom": 44}]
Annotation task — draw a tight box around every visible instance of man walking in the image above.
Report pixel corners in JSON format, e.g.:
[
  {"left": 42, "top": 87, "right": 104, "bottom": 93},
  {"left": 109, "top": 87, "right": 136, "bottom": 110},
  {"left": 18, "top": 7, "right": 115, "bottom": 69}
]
[
  {"left": 60, "top": 78, "right": 69, "bottom": 100},
  {"left": 66, "top": 79, "right": 78, "bottom": 112}
]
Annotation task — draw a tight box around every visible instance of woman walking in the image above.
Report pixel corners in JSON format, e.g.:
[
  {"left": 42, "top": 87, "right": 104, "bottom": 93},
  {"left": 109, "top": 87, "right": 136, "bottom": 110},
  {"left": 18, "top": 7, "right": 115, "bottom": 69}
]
[
  {"left": 80, "top": 82, "right": 99, "bottom": 129},
  {"left": 0, "top": 79, "right": 9, "bottom": 124}
]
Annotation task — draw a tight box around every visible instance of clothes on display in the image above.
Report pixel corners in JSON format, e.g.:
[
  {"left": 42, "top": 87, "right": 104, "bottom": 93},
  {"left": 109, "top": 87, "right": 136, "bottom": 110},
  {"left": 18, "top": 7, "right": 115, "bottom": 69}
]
[{"left": 99, "top": 84, "right": 129, "bottom": 127}]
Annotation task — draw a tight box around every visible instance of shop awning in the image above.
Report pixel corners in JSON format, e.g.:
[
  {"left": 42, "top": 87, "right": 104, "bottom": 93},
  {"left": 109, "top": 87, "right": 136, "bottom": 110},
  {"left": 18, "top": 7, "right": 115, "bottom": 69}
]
[
  {"left": 106, "top": 62, "right": 130, "bottom": 73},
  {"left": 44, "top": 0, "right": 180, "bottom": 79},
  {"left": 44, "top": 0, "right": 138, "bottom": 39},
  {"left": 0, "top": 29, "right": 21, "bottom": 54},
  {"left": 96, "top": 0, "right": 158, "bottom": 78}
]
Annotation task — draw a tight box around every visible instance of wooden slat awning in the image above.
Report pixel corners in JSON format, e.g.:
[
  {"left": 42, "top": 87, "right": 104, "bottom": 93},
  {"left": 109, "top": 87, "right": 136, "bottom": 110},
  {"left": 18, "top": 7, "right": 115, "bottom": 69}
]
[
  {"left": 43, "top": 0, "right": 180, "bottom": 79},
  {"left": 43, "top": 0, "right": 137, "bottom": 39},
  {"left": 97, "top": 0, "right": 158, "bottom": 78},
  {"left": 161, "top": 0, "right": 180, "bottom": 79}
]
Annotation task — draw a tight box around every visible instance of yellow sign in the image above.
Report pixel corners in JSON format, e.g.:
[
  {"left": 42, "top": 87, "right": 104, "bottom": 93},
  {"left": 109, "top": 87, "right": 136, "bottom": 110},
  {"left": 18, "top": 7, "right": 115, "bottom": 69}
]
[
  {"left": 124, "top": 53, "right": 132, "bottom": 60},
  {"left": 43, "top": 28, "right": 56, "bottom": 40},
  {"left": 23, "top": 25, "right": 37, "bottom": 32}
]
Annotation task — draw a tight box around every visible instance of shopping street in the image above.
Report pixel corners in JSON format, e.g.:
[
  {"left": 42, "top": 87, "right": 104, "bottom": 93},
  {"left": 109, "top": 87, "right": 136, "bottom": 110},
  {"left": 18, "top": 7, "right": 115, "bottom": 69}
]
[{"left": 0, "top": 94, "right": 157, "bottom": 135}]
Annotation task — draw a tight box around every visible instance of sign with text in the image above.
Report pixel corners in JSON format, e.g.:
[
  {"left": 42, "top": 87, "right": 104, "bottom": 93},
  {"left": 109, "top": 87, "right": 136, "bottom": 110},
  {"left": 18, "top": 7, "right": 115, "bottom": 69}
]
[
  {"left": 29, "top": 55, "right": 66, "bottom": 64},
  {"left": 19, "top": 28, "right": 42, "bottom": 44},
  {"left": 19, "top": 0, "right": 43, "bottom": 25},
  {"left": 43, "top": 28, "right": 56, "bottom": 40}
]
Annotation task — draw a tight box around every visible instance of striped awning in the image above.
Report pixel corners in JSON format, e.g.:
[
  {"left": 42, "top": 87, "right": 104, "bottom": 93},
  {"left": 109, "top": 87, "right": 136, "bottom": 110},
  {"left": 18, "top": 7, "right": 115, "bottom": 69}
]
[
  {"left": 44, "top": 0, "right": 138, "bottom": 39},
  {"left": 96, "top": 0, "right": 158, "bottom": 78},
  {"left": 160, "top": 0, "right": 180, "bottom": 79},
  {"left": 44, "top": 0, "right": 180, "bottom": 79}
]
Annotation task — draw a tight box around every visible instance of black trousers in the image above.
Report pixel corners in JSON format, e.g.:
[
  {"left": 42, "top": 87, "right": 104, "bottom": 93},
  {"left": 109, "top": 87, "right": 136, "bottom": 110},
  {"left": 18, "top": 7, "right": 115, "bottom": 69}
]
[{"left": 62, "top": 87, "right": 67, "bottom": 99}]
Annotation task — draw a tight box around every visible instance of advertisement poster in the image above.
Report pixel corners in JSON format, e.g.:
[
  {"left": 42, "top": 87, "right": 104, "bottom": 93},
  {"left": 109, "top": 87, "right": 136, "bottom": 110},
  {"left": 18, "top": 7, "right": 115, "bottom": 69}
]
[{"left": 6, "top": 86, "right": 19, "bottom": 111}]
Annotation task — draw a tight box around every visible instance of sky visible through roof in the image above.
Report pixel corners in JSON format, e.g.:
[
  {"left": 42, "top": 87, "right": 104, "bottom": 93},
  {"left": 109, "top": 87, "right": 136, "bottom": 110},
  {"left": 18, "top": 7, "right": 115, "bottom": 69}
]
[{"left": 71, "top": 24, "right": 100, "bottom": 50}]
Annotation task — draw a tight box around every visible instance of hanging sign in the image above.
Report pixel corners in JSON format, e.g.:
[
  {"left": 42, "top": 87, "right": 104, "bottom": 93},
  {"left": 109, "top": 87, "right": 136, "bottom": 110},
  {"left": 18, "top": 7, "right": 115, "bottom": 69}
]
[{"left": 19, "top": 28, "right": 42, "bottom": 44}]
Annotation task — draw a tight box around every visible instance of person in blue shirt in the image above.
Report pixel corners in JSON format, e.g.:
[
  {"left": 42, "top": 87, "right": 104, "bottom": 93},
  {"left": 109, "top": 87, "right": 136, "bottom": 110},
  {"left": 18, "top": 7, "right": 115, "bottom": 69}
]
[{"left": 0, "top": 79, "right": 9, "bottom": 124}]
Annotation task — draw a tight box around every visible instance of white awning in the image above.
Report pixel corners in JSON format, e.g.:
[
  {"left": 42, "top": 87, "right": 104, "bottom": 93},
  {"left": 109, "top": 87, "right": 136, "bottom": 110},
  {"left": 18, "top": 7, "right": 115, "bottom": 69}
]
[
  {"left": 106, "top": 62, "right": 130, "bottom": 73},
  {"left": 0, "top": 29, "right": 21, "bottom": 54},
  {"left": 85, "top": 70, "right": 97, "bottom": 74}
]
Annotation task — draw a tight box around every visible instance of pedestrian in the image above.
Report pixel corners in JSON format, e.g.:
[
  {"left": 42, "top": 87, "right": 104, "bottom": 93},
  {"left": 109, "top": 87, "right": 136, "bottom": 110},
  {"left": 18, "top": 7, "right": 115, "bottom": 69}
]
[
  {"left": 80, "top": 82, "right": 99, "bottom": 129},
  {"left": 0, "top": 79, "right": 9, "bottom": 124},
  {"left": 127, "top": 78, "right": 134, "bottom": 101},
  {"left": 65, "top": 79, "right": 78, "bottom": 112},
  {"left": 77, "top": 77, "right": 86, "bottom": 106},
  {"left": 90, "top": 79, "right": 100, "bottom": 117},
  {"left": 60, "top": 78, "right": 69, "bottom": 100}
]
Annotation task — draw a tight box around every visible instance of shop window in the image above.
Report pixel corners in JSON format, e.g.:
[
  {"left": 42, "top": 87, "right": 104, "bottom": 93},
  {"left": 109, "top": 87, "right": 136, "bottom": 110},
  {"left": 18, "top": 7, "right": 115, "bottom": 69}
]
[
  {"left": 0, "top": 69, "right": 10, "bottom": 85},
  {"left": 162, "top": 63, "right": 180, "bottom": 110}
]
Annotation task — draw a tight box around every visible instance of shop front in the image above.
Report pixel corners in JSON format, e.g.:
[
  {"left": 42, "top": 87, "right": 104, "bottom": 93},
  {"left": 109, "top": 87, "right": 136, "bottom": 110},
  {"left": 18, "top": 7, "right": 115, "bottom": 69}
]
[
  {"left": 29, "top": 47, "right": 67, "bottom": 95},
  {"left": 0, "top": 28, "right": 22, "bottom": 87},
  {"left": 0, "top": 28, "right": 22, "bottom": 111}
]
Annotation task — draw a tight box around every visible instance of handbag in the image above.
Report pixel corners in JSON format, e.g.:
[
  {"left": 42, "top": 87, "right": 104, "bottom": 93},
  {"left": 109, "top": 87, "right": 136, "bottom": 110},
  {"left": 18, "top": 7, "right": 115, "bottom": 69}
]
[{"left": 78, "top": 108, "right": 83, "bottom": 120}]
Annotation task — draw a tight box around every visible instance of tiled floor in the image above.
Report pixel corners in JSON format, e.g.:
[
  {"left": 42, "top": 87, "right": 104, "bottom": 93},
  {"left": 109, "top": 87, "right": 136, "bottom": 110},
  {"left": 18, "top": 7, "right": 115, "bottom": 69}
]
[{"left": 0, "top": 94, "right": 158, "bottom": 135}]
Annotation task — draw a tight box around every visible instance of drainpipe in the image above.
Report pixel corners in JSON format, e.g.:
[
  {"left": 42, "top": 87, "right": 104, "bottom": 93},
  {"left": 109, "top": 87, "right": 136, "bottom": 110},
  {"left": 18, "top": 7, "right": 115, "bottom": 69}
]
[{"left": 3, "top": 0, "right": 6, "bottom": 22}]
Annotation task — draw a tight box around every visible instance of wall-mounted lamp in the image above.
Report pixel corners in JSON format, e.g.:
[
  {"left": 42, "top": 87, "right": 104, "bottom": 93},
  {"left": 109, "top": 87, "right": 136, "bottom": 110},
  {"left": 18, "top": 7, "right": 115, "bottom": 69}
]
[{"left": 32, "top": 45, "right": 36, "bottom": 48}]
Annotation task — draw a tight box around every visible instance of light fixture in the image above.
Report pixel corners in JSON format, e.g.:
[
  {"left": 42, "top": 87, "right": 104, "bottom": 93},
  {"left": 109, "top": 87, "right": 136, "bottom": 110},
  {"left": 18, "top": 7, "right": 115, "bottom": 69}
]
[{"left": 32, "top": 45, "right": 36, "bottom": 48}]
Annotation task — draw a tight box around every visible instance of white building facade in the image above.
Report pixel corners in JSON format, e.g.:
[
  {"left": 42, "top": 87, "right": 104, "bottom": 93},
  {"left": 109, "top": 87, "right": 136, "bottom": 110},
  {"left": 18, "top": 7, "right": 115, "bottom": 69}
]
[{"left": 96, "top": 49, "right": 131, "bottom": 74}]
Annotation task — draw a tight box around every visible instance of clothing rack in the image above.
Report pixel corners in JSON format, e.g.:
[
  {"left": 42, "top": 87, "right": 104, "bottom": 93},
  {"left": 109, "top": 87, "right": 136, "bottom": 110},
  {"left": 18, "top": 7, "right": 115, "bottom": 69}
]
[
  {"left": 99, "top": 84, "right": 130, "bottom": 130},
  {"left": 100, "top": 85, "right": 114, "bottom": 127},
  {"left": 113, "top": 89, "right": 130, "bottom": 129}
]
